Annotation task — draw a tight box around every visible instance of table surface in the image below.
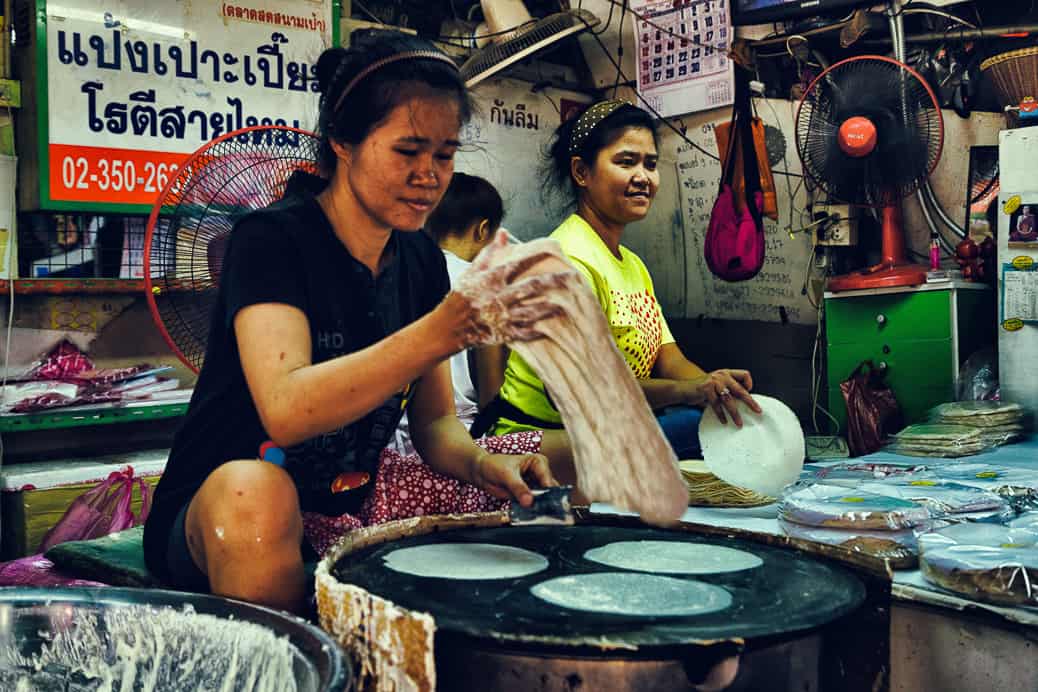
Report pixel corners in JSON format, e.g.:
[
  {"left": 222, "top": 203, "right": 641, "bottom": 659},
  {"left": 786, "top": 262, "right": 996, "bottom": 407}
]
[{"left": 592, "top": 436, "right": 1038, "bottom": 629}]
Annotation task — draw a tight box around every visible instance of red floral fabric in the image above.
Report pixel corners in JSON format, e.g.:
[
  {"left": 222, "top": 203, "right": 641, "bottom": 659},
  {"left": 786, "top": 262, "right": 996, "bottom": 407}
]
[{"left": 302, "top": 431, "right": 543, "bottom": 556}]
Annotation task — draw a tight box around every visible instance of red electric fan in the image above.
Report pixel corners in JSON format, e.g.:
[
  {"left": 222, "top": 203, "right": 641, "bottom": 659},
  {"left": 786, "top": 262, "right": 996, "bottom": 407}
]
[
  {"left": 795, "top": 55, "right": 944, "bottom": 292},
  {"left": 144, "top": 126, "right": 320, "bottom": 372}
]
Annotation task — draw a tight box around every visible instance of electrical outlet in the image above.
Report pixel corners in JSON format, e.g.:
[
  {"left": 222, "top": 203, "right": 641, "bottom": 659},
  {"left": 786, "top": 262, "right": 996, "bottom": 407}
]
[{"left": 815, "top": 204, "right": 858, "bottom": 246}]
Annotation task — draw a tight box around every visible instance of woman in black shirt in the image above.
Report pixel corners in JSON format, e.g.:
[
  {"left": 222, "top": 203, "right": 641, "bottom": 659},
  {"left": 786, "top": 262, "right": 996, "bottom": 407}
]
[{"left": 144, "top": 30, "right": 559, "bottom": 613}]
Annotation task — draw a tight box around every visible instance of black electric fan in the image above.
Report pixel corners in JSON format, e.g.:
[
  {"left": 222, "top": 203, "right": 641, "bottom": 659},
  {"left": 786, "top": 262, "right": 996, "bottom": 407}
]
[
  {"left": 795, "top": 55, "right": 944, "bottom": 291},
  {"left": 144, "top": 126, "right": 320, "bottom": 372}
]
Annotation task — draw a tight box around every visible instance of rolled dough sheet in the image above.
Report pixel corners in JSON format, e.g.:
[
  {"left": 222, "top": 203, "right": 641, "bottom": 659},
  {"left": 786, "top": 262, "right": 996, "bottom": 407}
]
[
  {"left": 700, "top": 395, "right": 806, "bottom": 496},
  {"left": 530, "top": 572, "right": 732, "bottom": 616},
  {"left": 382, "top": 543, "right": 549, "bottom": 580},
  {"left": 584, "top": 540, "right": 763, "bottom": 574}
]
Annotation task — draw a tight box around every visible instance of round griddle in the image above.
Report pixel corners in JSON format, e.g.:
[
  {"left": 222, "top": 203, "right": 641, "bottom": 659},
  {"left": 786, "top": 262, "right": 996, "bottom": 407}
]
[{"left": 333, "top": 525, "right": 865, "bottom": 650}]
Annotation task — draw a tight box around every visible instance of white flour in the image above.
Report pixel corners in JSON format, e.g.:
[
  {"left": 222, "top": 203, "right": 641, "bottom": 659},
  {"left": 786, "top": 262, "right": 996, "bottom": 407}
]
[{"left": 0, "top": 604, "right": 302, "bottom": 692}]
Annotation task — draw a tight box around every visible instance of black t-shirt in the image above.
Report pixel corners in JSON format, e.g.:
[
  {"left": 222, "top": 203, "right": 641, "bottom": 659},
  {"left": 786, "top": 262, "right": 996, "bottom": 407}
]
[{"left": 143, "top": 175, "right": 450, "bottom": 580}]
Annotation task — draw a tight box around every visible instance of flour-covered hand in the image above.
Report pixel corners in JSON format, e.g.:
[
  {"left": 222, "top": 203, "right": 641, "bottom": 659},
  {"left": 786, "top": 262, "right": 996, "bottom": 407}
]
[{"left": 472, "top": 452, "right": 558, "bottom": 507}]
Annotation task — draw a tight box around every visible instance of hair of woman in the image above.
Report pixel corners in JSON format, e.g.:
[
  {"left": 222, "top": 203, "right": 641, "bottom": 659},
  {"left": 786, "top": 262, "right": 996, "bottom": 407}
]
[{"left": 313, "top": 29, "right": 474, "bottom": 174}]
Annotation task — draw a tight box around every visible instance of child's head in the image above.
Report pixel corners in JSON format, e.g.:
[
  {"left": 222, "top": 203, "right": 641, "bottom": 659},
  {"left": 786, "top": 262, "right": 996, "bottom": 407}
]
[{"left": 426, "top": 173, "right": 504, "bottom": 256}]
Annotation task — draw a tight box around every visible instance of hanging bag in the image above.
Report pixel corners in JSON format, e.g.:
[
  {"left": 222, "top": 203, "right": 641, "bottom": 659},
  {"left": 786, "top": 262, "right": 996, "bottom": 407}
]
[
  {"left": 704, "top": 67, "right": 766, "bottom": 282},
  {"left": 840, "top": 361, "right": 904, "bottom": 457}
]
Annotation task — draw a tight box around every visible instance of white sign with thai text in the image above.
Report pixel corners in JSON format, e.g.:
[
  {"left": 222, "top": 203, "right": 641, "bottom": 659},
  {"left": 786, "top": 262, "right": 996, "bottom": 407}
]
[{"left": 45, "top": 0, "right": 332, "bottom": 207}]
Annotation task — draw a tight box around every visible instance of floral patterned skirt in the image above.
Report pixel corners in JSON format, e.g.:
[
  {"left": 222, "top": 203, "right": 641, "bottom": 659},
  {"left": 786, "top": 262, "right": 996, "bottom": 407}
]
[{"left": 301, "top": 430, "right": 543, "bottom": 557}]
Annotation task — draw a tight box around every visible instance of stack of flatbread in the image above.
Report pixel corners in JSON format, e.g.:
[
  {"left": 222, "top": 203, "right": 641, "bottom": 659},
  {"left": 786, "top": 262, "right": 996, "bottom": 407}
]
[
  {"left": 679, "top": 460, "right": 774, "bottom": 507},
  {"left": 919, "top": 521, "right": 1038, "bottom": 606},
  {"left": 777, "top": 482, "right": 933, "bottom": 565},
  {"left": 930, "top": 401, "right": 1028, "bottom": 447},
  {"left": 886, "top": 424, "right": 988, "bottom": 458}
]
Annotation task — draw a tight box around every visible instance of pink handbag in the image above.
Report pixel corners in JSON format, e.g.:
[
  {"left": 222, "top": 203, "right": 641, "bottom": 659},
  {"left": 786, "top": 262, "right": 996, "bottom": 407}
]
[
  {"left": 38, "top": 466, "right": 152, "bottom": 553},
  {"left": 704, "top": 67, "right": 766, "bottom": 282},
  {"left": 705, "top": 187, "right": 765, "bottom": 282}
]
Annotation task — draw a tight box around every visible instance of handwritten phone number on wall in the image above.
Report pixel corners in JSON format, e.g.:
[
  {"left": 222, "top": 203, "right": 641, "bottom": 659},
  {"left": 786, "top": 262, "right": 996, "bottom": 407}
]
[{"left": 60, "top": 156, "right": 178, "bottom": 195}]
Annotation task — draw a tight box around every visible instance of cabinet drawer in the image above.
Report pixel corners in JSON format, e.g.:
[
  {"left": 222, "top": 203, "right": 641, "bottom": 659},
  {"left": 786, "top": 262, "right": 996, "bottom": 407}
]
[
  {"left": 826, "top": 291, "right": 952, "bottom": 345},
  {"left": 827, "top": 339, "right": 954, "bottom": 390}
]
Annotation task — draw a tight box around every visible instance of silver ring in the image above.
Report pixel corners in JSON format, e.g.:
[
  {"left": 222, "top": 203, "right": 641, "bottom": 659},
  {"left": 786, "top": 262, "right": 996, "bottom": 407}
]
[{"left": 720, "top": 387, "right": 732, "bottom": 399}]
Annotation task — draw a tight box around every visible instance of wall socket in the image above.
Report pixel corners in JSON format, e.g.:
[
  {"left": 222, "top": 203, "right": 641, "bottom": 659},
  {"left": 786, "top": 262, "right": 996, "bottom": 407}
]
[{"left": 814, "top": 204, "right": 858, "bottom": 246}]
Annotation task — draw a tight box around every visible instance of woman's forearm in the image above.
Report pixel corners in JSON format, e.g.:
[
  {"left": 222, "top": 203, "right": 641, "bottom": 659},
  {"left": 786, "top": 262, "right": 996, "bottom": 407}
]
[
  {"left": 258, "top": 314, "right": 452, "bottom": 447},
  {"left": 411, "top": 414, "right": 483, "bottom": 485}
]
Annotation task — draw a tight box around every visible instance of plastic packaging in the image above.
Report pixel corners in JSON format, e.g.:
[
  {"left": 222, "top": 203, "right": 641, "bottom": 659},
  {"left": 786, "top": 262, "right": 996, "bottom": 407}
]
[
  {"left": 919, "top": 522, "right": 1038, "bottom": 606},
  {"left": 779, "top": 483, "right": 933, "bottom": 531},
  {"left": 927, "top": 400, "right": 1029, "bottom": 449},
  {"left": 930, "top": 400, "right": 1026, "bottom": 427},
  {"left": 856, "top": 479, "right": 1012, "bottom": 522},
  {"left": 779, "top": 518, "right": 919, "bottom": 568},
  {"left": 884, "top": 423, "right": 989, "bottom": 458},
  {"left": 955, "top": 347, "right": 999, "bottom": 402},
  {"left": 810, "top": 462, "right": 928, "bottom": 486}
]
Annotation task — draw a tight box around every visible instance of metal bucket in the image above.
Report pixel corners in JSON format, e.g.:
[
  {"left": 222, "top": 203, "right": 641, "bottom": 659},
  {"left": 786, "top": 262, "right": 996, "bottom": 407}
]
[{"left": 0, "top": 586, "right": 350, "bottom": 691}]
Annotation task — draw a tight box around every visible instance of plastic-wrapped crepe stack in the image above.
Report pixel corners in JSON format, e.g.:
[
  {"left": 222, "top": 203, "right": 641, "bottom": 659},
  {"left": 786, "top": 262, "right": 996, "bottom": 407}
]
[
  {"left": 855, "top": 479, "right": 1013, "bottom": 524},
  {"left": 919, "top": 521, "right": 1038, "bottom": 606},
  {"left": 885, "top": 424, "right": 987, "bottom": 458},
  {"left": 777, "top": 483, "right": 934, "bottom": 566},
  {"left": 929, "top": 401, "right": 1028, "bottom": 447}
]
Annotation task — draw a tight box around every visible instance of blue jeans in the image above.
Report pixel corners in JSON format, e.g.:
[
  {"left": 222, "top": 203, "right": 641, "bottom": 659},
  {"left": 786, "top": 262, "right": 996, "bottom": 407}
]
[{"left": 656, "top": 406, "right": 703, "bottom": 459}]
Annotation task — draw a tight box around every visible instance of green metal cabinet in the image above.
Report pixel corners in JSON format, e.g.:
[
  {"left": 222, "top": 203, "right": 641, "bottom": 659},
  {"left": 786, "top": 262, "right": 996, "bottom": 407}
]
[{"left": 825, "top": 282, "right": 994, "bottom": 432}]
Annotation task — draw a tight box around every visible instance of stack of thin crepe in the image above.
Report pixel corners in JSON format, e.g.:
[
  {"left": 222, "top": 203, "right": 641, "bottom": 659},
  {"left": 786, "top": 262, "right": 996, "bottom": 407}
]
[
  {"left": 919, "top": 518, "right": 1038, "bottom": 606},
  {"left": 929, "top": 401, "right": 1028, "bottom": 447},
  {"left": 679, "top": 460, "right": 774, "bottom": 507},
  {"left": 885, "top": 424, "right": 988, "bottom": 458},
  {"left": 777, "top": 482, "right": 933, "bottom": 566}
]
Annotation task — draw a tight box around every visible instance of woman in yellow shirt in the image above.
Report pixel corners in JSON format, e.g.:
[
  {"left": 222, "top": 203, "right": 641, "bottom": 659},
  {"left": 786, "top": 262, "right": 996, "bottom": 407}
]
[{"left": 473, "top": 100, "right": 760, "bottom": 458}]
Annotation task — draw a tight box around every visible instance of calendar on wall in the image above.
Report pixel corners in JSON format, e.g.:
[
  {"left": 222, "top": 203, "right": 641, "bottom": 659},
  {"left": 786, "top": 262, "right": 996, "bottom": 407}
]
[{"left": 633, "top": 0, "right": 734, "bottom": 118}]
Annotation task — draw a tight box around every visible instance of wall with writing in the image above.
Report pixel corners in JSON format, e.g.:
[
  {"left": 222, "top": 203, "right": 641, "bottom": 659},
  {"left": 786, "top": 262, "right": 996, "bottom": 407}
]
[
  {"left": 623, "top": 98, "right": 817, "bottom": 326},
  {"left": 455, "top": 78, "right": 590, "bottom": 242}
]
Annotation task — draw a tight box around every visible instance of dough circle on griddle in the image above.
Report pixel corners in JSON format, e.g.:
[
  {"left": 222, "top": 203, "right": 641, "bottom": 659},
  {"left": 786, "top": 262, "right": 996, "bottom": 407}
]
[
  {"left": 700, "top": 394, "right": 805, "bottom": 496},
  {"left": 383, "top": 543, "right": 549, "bottom": 580},
  {"left": 531, "top": 572, "right": 732, "bottom": 616},
  {"left": 584, "top": 540, "right": 763, "bottom": 574}
]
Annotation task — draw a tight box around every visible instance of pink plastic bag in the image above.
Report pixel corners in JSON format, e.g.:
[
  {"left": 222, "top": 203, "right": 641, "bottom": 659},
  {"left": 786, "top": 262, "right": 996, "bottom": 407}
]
[
  {"left": 0, "top": 554, "right": 107, "bottom": 587},
  {"left": 38, "top": 466, "right": 152, "bottom": 553}
]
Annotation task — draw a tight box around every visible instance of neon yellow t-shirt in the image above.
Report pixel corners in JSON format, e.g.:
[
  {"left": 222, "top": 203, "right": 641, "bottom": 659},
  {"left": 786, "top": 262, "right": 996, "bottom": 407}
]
[{"left": 494, "top": 214, "right": 675, "bottom": 433}]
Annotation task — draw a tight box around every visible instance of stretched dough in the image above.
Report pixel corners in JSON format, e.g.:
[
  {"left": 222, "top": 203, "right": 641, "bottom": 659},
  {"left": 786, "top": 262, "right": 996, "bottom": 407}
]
[
  {"left": 584, "top": 540, "right": 763, "bottom": 574},
  {"left": 530, "top": 572, "right": 732, "bottom": 616},
  {"left": 382, "top": 543, "right": 549, "bottom": 580},
  {"left": 456, "top": 235, "right": 688, "bottom": 526}
]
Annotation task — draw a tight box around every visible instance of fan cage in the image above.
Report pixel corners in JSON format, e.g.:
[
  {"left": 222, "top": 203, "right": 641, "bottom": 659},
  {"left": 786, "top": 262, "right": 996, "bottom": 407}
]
[
  {"left": 144, "top": 125, "right": 320, "bottom": 373},
  {"left": 794, "top": 55, "right": 944, "bottom": 208},
  {"left": 460, "top": 9, "right": 600, "bottom": 86}
]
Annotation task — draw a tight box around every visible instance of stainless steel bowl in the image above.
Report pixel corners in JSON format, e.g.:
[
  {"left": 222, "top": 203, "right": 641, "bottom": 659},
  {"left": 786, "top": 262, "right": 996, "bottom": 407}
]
[{"left": 0, "top": 586, "right": 349, "bottom": 691}]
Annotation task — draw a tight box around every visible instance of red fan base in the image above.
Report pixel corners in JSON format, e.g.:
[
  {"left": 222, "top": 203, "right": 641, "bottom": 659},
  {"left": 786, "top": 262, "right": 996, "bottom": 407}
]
[{"left": 827, "top": 205, "right": 927, "bottom": 292}]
